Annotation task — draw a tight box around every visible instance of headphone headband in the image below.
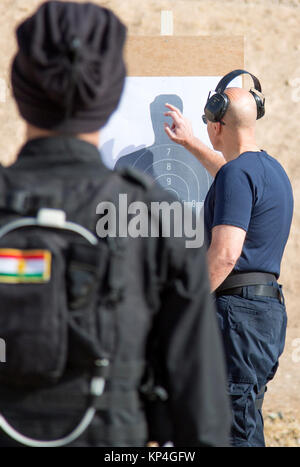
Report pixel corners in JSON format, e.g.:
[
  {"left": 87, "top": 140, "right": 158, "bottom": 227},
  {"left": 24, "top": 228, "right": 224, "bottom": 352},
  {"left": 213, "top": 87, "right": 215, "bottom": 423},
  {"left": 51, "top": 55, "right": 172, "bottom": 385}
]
[
  {"left": 215, "top": 69, "right": 262, "bottom": 94},
  {"left": 203, "top": 69, "right": 265, "bottom": 123}
]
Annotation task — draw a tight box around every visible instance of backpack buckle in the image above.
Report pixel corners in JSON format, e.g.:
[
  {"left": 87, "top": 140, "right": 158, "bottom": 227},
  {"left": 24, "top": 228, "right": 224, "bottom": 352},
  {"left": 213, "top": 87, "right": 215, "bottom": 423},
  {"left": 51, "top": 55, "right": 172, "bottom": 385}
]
[{"left": 37, "top": 208, "right": 66, "bottom": 227}]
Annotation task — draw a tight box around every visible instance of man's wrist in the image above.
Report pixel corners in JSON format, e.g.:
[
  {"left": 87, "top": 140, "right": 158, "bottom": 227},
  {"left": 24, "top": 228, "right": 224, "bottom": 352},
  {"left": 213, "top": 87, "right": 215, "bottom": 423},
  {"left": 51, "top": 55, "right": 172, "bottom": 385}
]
[{"left": 183, "top": 135, "right": 201, "bottom": 152}]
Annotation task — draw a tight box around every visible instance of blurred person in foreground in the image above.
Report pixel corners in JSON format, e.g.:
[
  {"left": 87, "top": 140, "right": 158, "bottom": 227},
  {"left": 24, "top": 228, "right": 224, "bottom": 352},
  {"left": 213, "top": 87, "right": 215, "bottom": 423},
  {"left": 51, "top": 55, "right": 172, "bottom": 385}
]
[
  {"left": 0, "top": 1, "right": 230, "bottom": 447},
  {"left": 164, "top": 73, "right": 294, "bottom": 447}
]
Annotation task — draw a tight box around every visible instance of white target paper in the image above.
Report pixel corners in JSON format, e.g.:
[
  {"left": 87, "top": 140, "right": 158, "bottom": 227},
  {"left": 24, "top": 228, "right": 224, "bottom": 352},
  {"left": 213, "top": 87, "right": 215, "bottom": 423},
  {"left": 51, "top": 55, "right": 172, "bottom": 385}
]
[{"left": 99, "top": 76, "right": 241, "bottom": 204}]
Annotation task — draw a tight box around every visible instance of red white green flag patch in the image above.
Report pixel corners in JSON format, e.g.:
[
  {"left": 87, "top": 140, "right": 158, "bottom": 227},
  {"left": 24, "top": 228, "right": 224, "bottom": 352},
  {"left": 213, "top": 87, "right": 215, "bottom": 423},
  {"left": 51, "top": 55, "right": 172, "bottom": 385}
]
[{"left": 0, "top": 249, "right": 51, "bottom": 283}]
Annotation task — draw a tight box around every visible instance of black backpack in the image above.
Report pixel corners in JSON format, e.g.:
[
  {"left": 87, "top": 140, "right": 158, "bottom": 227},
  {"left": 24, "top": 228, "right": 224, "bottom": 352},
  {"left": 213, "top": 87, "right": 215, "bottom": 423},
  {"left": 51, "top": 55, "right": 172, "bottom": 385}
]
[
  {"left": 0, "top": 167, "right": 161, "bottom": 447},
  {"left": 0, "top": 202, "right": 127, "bottom": 446}
]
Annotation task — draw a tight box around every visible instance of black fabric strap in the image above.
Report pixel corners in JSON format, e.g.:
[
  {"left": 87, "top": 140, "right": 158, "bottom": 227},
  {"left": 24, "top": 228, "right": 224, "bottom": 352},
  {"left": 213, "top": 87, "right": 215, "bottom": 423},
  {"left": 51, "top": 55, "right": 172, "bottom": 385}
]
[
  {"left": 0, "top": 191, "right": 61, "bottom": 215},
  {"left": 255, "top": 385, "right": 266, "bottom": 411},
  {"left": 216, "top": 272, "right": 277, "bottom": 293},
  {"left": 106, "top": 237, "right": 127, "bottom": 305},
  {"left": 216, "top": 285, "right": 281, "bottom": 302}
]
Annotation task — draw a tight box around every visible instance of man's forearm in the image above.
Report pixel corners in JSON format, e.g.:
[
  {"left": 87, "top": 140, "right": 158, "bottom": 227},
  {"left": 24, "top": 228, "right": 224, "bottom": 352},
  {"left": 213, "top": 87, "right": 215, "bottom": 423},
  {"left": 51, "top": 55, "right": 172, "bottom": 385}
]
[
  {"left": 207, "top": 247, "right": 236, "bottom": 292},
  {"left": 184, "top": 137, "right": 226, "bottom": 178}
]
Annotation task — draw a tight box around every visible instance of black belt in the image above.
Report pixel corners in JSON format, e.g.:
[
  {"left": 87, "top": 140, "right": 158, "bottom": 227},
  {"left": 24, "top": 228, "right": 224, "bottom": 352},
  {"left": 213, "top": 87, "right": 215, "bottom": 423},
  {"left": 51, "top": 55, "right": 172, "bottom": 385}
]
[
  {"left": 216, "top": 284, "right": 281, "bottom": 302},
  {"left": 215, "top": 272, "right": 282, "bottom": 302},
  {"left": 216, "top": 272, "right": 277, "bottom": 292}
]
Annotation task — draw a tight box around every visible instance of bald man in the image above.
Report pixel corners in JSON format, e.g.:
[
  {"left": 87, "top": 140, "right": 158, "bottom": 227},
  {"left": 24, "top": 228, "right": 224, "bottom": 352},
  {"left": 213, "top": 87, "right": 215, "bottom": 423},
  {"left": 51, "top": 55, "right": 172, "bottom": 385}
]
[{"left": 164, "top": 86, "right": 294, "bottom": 447}]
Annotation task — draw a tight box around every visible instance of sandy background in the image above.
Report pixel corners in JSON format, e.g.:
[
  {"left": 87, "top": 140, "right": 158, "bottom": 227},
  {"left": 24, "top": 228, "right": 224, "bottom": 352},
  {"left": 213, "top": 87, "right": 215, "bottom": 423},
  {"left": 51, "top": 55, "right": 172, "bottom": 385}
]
[{"left": 0, "top": 0, "right": 300, "bottom": 446}]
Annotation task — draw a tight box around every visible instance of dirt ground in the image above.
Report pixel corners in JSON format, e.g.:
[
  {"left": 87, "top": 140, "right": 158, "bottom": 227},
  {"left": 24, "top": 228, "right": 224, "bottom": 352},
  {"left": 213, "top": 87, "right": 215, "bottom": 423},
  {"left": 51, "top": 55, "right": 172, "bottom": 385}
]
[{"left": 0, "top": 0, "right": 300, "bottom": 447}]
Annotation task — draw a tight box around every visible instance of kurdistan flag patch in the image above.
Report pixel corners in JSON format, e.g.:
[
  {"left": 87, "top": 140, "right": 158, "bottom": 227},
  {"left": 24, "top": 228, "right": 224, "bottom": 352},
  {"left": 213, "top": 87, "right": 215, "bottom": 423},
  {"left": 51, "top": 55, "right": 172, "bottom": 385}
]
[{"left": 0, "top": 249, "right": 51, "bottom": 283}]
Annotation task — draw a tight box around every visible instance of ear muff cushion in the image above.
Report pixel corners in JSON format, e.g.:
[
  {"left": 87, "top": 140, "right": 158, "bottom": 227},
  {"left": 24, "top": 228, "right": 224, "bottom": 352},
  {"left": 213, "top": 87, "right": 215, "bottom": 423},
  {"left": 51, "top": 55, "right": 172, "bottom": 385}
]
[
  {"left": 204, "top": 93, "right": 229, "bottom": 123},
  {"left": 250, "top": 90, "right": 265, "bottom": 120}
]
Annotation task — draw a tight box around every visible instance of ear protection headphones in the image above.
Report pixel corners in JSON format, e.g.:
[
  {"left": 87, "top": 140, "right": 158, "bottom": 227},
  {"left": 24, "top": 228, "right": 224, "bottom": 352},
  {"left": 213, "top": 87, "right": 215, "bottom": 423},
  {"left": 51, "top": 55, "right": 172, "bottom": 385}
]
[{"left": 203, "top": 69, "right": 265, "bottom": 124}]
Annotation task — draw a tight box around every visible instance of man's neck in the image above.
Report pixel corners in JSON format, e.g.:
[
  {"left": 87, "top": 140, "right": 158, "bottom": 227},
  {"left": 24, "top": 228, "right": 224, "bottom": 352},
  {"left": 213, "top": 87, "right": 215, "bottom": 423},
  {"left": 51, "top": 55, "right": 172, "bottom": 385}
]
[
  {"left": 221, "top": 132, "right": 261, "bottom": 162},
  {"left": 222, "top": 145, "right": 261, "bottom": 162},
  {"left": 26, "top": 125, "right": 100, "bottom": 148}
]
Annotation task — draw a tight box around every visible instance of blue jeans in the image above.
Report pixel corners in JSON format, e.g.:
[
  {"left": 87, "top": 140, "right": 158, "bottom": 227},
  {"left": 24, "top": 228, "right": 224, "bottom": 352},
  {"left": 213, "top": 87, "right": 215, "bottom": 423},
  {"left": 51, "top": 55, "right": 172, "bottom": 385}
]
[{"left": 216, "top": 284, "right": 287, "bottom": 447}]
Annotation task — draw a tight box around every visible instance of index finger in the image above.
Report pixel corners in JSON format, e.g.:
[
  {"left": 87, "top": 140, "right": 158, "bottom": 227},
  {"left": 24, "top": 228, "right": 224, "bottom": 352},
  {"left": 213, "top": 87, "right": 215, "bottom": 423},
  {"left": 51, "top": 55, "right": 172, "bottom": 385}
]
[
  {"left": 164, "top": 110, "right": 183, "bottom": 126},
  {"left": 165, "top": 103, "right": 183, "bottom": 117}
]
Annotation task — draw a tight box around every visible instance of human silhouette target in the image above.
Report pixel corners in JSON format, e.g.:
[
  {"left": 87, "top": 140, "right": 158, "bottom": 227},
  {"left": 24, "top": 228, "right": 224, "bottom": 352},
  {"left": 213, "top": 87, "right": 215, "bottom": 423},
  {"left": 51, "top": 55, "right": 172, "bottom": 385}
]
[{"left": 115, "top": 94, "right": 212, "bottom": 204}]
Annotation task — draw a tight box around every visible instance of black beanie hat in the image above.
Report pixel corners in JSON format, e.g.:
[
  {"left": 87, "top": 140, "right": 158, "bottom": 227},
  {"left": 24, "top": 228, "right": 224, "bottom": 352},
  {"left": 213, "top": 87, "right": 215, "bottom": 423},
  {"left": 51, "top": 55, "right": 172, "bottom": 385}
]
[{"left": 11, "top": 1, "right": 127, "bottom": 133}]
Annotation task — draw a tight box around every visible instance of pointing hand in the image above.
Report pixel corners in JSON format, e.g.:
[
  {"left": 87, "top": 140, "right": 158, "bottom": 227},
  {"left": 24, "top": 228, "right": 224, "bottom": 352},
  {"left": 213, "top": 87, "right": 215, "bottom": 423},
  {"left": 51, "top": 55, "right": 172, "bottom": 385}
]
[{"left": 164, "top": 103, "right": 195, "bottom": 148}]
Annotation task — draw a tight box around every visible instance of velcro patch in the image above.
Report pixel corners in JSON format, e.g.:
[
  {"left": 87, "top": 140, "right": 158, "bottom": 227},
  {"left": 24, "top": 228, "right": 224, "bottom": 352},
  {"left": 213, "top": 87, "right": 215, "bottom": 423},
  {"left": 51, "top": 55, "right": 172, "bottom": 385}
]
[{"left": 0, "top": 249, "right": 51, "bottom": 283}]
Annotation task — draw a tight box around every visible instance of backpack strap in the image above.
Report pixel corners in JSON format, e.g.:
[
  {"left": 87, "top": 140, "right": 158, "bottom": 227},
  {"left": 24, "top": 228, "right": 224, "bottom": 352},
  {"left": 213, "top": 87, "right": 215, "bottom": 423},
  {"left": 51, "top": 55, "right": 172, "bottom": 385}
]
[
  {"left": 106, "top": 237, "right": 127, "bottom": 306},
  {"left": 0, "top": 190, "right": 62, "bottom": 217}
]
